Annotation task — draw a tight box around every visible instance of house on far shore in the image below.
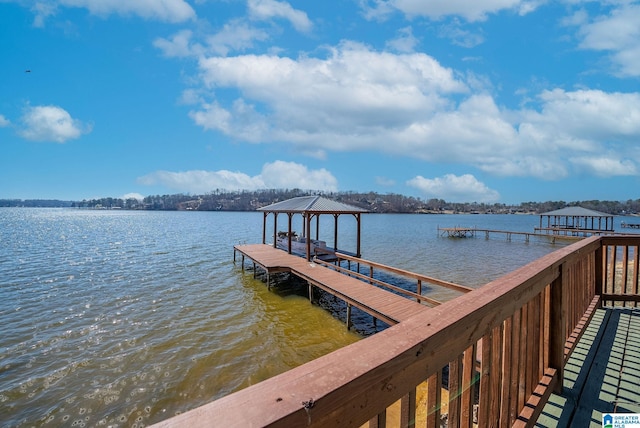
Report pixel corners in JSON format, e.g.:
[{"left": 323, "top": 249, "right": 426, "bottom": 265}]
[{"left": 535, "top": 206, "right": 614, "bottom": 236}]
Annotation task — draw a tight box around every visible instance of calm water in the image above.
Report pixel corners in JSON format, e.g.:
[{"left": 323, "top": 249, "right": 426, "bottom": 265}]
[{"left": 0, "top": 209, "right": 632, "bottom": 426}]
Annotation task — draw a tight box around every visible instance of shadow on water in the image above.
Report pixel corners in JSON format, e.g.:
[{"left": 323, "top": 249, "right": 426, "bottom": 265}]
[{"left": 246, "top": 267, "right": 388, "bottom": 337}]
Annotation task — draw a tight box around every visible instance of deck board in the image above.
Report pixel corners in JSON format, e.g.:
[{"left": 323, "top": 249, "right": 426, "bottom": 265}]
[
  {"left": 234, "top": 244, "right": 428, "bottom": 324},
  {"left": 536, "top": 307, "right": 640, "bottom": 427}
]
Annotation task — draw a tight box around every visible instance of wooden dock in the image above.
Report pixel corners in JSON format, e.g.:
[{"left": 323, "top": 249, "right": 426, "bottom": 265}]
[
  {"left": 234, "top": 244, "right": 429, "bottom": 327},
  {"left": 439, "top": 226, "right": 582, "bottom": 242}
]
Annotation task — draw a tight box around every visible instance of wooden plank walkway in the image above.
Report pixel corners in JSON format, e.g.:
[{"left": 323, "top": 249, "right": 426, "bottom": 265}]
[
  {"left": 536, "top": 307, "right": 640, "bottom": 427},
  {"left": 438, "top": 226, "right": 582, "bottom": 242},
  {"left": 234, "top": 244, "right": 428, "bottom": 326}
]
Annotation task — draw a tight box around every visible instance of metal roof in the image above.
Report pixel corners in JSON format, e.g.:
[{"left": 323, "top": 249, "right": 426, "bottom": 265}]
[
  {"left": 257, "top": 196, "right": 368, "bottom": 213},
  {"left": 540, "top": 207, "right": 612, "bottom": 217}
]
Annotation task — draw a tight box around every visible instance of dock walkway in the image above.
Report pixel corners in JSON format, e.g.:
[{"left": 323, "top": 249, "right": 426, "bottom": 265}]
[
  {"left": 537, "top": 307, "right": 640, "bottom": 427},
  {"left": 234, "top": 244, "right": 428, "bottom": 326}
]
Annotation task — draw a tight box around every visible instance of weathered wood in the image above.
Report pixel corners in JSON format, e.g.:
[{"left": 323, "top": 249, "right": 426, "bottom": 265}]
[
  {"left": 477, "top": 332, "right": 491, "bottom": 428},
  {"left": 334, "top": 252, "right": 474, "bottom": 294},
  {"left": 234, "top": 244, "right": 427, "bottom": 325},
  {"left": 400, "top": 390, "right": 416, "bottom": 428},
  {"left": 448, "top": 354, "right": 463, "bottom": 427},
  {"left": 633, "top": 246, "right": 639, "bottom": 304},
  {"left": 499, "top": 317, "right": 512, "bottom": 427},
  {"left": 517, "top": 304, "right": 528, "bottom": 412},
  {"left": 509, "top": 310, "right": 521, "bottom": 424},
  {"left": 315, "top": 259, "right": 442, "bottom": 306},
  {"left": 426, "top": 372, "right": 441, "bottom": 428},
  {"left": 549, "top": 264, "right": 565, "bottom": 393},
  {"left": 512, "top": 368, "right": 558, "bottom": 428},
  {"left": 369, "top": 410, "right": 386, "bottom": 428},
  {"left": 489, "top": 324, "right": 503, "bottom": 423},
  {"left": 460, "top": 344, "right": 476, "bottom": 428}
]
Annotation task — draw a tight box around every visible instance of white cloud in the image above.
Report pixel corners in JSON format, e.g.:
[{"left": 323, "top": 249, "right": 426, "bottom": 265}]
[
  {"left": 19, "top": 105, "right": 91, "bottom": 143},
  {"left": 524, "top": 89, "right": 640, "bottom": 144},
  {"left": 154, "top": 21, "right": 270, "bottom": 58},
  {"left": 137, "top": 161, "right": 338, "bottom": 193},
  {"left": 205, "top": 20, "right": 270, "bottom": 56},
  {"left": 574, "top": 3, "right": 640, "bottom": 76},
  {"left": 438, "top": 19, "right": 485, "bottom": 48},
  {"left": 154, "top": 30, "right": 200, "bottom": 58},
  {"left": 570, "top": 156, "right": 637, "bottom": 177},
  {"left": 361, "top": 0, "right": 539, "bottom": 22},
  {"left": 386, "top": 26, "right": 419, "bottom": 53},
  {"left": 122, "top": 192, "right": 145, "bottom": 201},
  {"left": 376, "top": 176, "right": 396, "bottom": 186},
  {"left": 407, "top": 174, "right": 500, "bottom": 203},
  {"left": 0, "top": 114, "right": 10, "bottom": 127},
  {"left": 29, "top": 0, "right": 195, "bottom": 25},
  {"left": 194, "top": 41, "right": 467, "bottom": 140},
  {"left": 61, "top": 0, "right": 195, "bottom": 22},
  {"left": 186, "top": 41, "right": 640, "bottom": 181},
  {"left": 248, "top": 0, "right": 313, "bottom": 33}
]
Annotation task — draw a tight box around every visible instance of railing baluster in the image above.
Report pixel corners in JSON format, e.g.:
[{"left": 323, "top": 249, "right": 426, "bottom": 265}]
[
  {"left": 500, "top": 317, "right": 513, "bottom": 427},
  {"left": 478, "top": 332, "right": 492, "bottom": 428},
  {"left": 517, "top": 304, "right": 528, "bottom": 411},
  {"left": 509, "top": 309, "right": 522, "bottom": 424},
  {"left": 400, "top": 389, "right": 416, "bottom": 428},
  {"left": 369, "top": 409, "right": 386, "bottom": 428},
  {"left": 426, "top": 371, "right": 442, "bottom": 428},
  {"left": 448, "top": 353, "right": 463, "bottom": 427},
  {"left": 490, "top": 324, "right": 503, "bottom": 423},
  {"left": 460, "top": 344, "right": 477, "bottom": 428}
]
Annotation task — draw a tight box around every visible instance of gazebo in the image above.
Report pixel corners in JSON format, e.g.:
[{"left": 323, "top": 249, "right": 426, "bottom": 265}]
[
  {"left": 257, "top": 196, "right": 368, "bottom": 260},
  {"left": 536, "top": 206, "right": 614, "bottom": 236}
]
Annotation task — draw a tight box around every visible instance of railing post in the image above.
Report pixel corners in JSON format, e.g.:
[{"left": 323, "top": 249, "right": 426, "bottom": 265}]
[
  {"left": 594, "top": 242, "right": 604, "bottom": 302},
  {"left": 549, "top": 262, "right": 566, "bottom": 394}
]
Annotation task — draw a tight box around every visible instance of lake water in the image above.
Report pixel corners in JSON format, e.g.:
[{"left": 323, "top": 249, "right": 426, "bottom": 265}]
[{"left": 1, "top": 208, "right": 634, "bottom": 426}]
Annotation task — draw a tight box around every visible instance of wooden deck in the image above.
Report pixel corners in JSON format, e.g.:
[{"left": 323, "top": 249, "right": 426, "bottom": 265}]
[
  {"left": 537, "top": 307, "right": 640, "bottom": 427},
  {"left": 153, "top": 236, "right": 640, "bottom": 428},
  {"left": 234, "top": 244, "right": 429, "bottom": 326}
]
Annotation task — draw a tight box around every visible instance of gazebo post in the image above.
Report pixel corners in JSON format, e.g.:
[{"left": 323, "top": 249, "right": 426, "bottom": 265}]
[
  {"left": 272, "top": 212, "right": 278, "bottom": 248},
  {"left": 262, "top": 212, "right": 267, "bottom": 244},
  {"left": 287, "top": 213, "right": 293, "bottom": 254},
  {"left": 356, "top": 213, "right": 362, "bottom": 258},
  {"left": 333, "top": 214, "right": 339, "bottom": 251},
  {"left": 305, "top": 212, "right": 312, "bottom": 261}
]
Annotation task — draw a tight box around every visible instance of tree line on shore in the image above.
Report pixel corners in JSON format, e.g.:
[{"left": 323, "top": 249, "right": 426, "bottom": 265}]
[{"left": 1, "top": 189, "right": 639, "bottom": 215}]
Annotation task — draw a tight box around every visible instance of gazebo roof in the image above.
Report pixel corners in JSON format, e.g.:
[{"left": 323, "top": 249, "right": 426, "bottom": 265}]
[
  {"left": 258, "top": 196, "right": 368, "bottom": 214},
  {"left": 540, "top": 207, "right": 611, "bottom": 217}
]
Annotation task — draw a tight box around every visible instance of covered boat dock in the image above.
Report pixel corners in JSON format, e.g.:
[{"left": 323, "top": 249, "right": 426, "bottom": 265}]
[
  {"left": 257, "top": 195, "right": 368, "bottom": 261},
  {"left": 535, "top": 206, "right": 614, "bottom": 236}
]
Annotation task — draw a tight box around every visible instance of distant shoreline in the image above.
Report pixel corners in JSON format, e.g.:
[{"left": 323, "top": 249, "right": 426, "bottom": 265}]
[{"left": 1, "top": 190, "right": 638, "bottom": 216}]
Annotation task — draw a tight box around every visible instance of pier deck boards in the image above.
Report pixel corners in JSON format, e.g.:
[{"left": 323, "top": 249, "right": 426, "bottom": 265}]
[
  {"left": 234, "top": 244, "right": 428, "bottom": 325},
  {"left": 537, "top": 307, "right": 640, "bottom": 427}
]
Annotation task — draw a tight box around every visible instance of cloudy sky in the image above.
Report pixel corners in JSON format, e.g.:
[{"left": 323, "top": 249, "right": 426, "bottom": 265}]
[{"left": 1, "top": 0, "right": 639, "bottom": 203}]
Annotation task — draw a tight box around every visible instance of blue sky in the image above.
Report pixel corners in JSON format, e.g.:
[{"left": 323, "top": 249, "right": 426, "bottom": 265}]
[{"left": 1, "top": 0, "right": 639, "bottom": 204}]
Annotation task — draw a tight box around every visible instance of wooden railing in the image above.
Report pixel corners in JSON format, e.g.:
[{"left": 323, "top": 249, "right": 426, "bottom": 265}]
[
  {"left": 313, "top": 252, "right": 473, "bottom": 306},
  {"left": 153, "top": 235, "right": 640, "bottom": 428},
  {"left": 601, "top": 236, "right": 640, "bottom": 306}
]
